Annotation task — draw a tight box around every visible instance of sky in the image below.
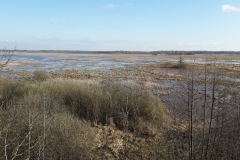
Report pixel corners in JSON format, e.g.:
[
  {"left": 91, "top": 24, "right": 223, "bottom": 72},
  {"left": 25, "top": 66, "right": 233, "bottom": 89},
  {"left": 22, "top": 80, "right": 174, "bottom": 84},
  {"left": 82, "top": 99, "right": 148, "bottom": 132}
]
[{"left": 0, "top": 0, "right": 240, "bottom": 51}]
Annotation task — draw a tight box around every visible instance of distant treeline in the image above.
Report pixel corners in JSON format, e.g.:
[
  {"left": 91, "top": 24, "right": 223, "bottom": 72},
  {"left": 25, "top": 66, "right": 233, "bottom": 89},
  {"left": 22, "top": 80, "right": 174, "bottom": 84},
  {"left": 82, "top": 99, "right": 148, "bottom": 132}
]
[{"left": 1, "top": 50, "right": 240, "bottom": 55}]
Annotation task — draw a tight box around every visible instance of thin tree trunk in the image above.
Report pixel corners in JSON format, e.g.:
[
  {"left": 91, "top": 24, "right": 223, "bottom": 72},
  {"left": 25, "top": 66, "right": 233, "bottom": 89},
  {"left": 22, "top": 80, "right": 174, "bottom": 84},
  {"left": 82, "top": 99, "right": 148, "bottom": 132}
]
[
  {"left": 205, "top": 64, "right": 216, "bottom": 159},
  {"left": 43, "top": 94, "right": 46, "bottom": 160},
  {"left": 190, "top": 67, "right": 194, "bottom": 160},
  {"left": 4, "top": 125, "right": 9, "bottom": 160},
  {"left": 28, "top": 88, "right": 31, "bottom": 159},
  {"left": 202, "top": 62, "right": 207, "bottom": 158}
]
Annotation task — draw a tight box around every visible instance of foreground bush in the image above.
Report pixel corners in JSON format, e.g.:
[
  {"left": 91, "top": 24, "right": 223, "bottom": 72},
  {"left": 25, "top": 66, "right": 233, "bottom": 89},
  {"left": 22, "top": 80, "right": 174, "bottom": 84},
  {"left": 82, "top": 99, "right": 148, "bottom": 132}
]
[
  {"left": 0, "top": 96, "right": 95, "bottom": 159},
  {"left": 48, "top": 81, "right": 167, "bottom": 132},
  {"left": 1, "top": 79, "right": 167, "bottom": 131},
  {"left": 0, "top": 78, "right": 168, "bottom": 159},
  {"left": 33, "top": 70, "right": 51, "bottom": 81}
]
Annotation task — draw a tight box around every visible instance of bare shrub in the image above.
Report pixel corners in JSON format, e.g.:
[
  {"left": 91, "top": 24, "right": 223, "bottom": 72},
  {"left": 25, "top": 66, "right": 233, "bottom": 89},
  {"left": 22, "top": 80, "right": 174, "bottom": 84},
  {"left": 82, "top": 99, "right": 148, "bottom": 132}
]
[
  {"left": 0, "top": 78, "right": 170, "bottom": 159},
  {"left": 45, "top": 111, "right": 95, "bottom": 159},
  {"left": 0, "top": 83, "right": 95, "bottom": 159},
  {"left": 159, "top": 58, "right": 187, "bottom": 69},
  {"left": 176, "top": 57, "right": 187, "bottom": 69},
  {"left": 33, "top": 70, "right": 51, "bottom": 81},
  {"left": 47, "top": 81, "right": 167, "bottom": 132}
]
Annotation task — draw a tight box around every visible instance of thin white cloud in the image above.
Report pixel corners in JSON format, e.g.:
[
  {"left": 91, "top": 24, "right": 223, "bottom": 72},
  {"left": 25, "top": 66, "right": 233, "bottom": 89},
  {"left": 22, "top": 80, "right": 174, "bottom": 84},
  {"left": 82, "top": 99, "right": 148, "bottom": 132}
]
[
  {"left": 212, "top": 42, "right": 220, "bottom": 45},
  {"left": 180, "top": 42, "right": 220, "bottom": 46},
  {"left": 222, "top": 4, "right": 240, "bottom": 12},
  {"left": 0, "top": 40, "right": 9, "bottom": 42},
  {"left": 126, "top": 3, "right": 133, "bottom": 6},
  {"left": 102, "top": 4, "right": 114, "bottom": 9}
]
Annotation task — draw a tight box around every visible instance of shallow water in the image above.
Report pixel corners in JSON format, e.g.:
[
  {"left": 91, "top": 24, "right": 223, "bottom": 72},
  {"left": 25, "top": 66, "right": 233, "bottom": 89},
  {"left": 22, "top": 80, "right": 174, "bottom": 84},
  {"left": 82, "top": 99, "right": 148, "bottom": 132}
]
[
  {"left": 4, "top": 53, "right": 240, "bottom": 73},
  {"left": 6, "top": 54, "right": 161, "bottom": 71}
]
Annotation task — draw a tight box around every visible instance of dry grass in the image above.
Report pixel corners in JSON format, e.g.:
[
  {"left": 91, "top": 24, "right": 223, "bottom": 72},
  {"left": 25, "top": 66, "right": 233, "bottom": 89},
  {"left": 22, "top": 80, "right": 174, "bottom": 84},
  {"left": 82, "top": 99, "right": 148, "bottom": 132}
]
[
  {"left": 0, "top": 80, "right": 97, "bottom": 159},
  {"left": 0, "top": 77, "right": 171, "bottom": 159},
  {"left": 0, "top": 78, "right": 168, "bottom": 130}
]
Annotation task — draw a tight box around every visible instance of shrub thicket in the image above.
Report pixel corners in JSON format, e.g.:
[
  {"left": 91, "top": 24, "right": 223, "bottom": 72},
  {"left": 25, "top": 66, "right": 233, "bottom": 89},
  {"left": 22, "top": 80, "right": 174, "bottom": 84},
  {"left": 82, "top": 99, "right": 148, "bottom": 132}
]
[
  {"left": 0, "top": 80, "right": 96, "bottom": 159},
  {"left": 0, "top": 78, "right": 167, "bottom": 159},
  {"left": 45, "top": 81, "right": 167, "bottom": 132},
  {"left": 0, "top": 79, "right": 166, "bottom": 130}
]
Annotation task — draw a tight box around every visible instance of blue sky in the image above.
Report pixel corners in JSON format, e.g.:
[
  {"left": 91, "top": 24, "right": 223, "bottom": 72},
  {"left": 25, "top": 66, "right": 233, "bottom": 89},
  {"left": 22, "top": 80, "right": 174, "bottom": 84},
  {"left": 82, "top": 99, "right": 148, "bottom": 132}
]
[{"left": 1, "top": 0, "right": 240, "bottom": 51}]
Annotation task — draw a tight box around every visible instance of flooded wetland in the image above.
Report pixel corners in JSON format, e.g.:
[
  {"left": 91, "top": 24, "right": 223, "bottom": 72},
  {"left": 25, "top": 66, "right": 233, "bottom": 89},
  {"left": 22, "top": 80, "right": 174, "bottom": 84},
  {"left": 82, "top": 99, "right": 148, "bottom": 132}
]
[
  {"left": 1, "top": 51, "right": 240, "bottom": 159},
  {"left": 3, "top": 52, "right": 240, "bottom": 108}
]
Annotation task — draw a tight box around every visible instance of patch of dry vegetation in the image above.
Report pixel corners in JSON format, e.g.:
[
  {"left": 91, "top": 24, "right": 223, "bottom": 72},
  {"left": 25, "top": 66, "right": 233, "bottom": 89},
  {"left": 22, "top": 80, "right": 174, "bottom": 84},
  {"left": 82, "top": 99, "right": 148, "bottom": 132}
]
[
  {"left": 156, "top": 58, "right": 188, "bottom": 69},
  {"left": 0, "top": 79, "right": 97, "bottom": 159},
  {"left": 0, "top": 78, "right": 170, "bottom": 159},
  {"left": 33, "top": 70, "right": 51, "bottom": 81}
]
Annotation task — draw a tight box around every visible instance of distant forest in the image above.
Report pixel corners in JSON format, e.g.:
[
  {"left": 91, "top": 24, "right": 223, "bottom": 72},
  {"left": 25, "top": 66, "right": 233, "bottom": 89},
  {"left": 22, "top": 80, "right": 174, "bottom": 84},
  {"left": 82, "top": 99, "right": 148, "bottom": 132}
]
[{"left": 1, "top": 50, "right": 240, "bottom": 55}]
